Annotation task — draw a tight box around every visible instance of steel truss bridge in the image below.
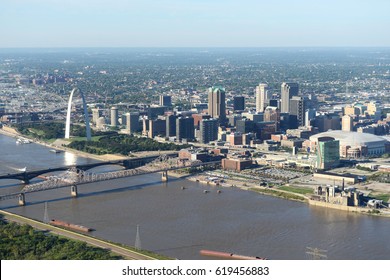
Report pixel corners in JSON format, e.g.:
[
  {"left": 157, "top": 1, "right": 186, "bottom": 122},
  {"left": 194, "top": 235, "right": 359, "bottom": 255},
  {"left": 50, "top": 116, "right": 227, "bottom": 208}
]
[{"left": 0, "top": 155, "right": 221, "bottom": 205}]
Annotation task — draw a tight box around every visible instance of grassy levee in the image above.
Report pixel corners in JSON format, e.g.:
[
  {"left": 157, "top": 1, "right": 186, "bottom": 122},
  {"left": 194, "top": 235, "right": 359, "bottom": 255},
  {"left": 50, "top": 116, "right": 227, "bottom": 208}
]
[
  {"left": 249, "top": 187, "right": 308, "bottom": 202},
  {"left": 278, "top": 186, "right": 313, "bottom": 195},
  {"left": 0, "top": 210, "right": 170, "bottom": 260}
]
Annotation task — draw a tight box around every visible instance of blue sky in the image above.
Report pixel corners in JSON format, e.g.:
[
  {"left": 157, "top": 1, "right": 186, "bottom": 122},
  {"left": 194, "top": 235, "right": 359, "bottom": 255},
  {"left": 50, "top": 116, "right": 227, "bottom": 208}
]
[{"left": 1, "top": 0, "right": 389, "bottom": 48}]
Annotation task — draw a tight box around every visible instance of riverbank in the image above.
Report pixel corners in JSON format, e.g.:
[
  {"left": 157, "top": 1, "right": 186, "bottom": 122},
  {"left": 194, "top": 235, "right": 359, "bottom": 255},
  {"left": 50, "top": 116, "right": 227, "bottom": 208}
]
[
  {"left": 0, "top": 209, "right": 163, "bottom": 260},
  {"left": 0, "top": 127, "right": 130, "bottom": 162},
  {"left": 3, "top": 127, "right": 389, "bottom": 218},
  {"left": 187, "top": 172, "right": 390, "bottom": 217}
]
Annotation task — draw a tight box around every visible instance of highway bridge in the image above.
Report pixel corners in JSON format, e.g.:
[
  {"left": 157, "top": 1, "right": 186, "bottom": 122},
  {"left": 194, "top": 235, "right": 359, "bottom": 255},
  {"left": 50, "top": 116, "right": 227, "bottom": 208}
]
[
  {"left": 0, "top": 153, "right": 177, "bottom": 184},
  {"left": 0, "top": 155, "right": 221, "bottom": 206}
]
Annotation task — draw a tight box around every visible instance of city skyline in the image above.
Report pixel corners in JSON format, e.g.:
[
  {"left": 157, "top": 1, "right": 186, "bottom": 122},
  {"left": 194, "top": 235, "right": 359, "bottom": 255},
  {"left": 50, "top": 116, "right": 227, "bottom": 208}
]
[{"left": 1, "top": 0, "right": 390, "bottom": 48}]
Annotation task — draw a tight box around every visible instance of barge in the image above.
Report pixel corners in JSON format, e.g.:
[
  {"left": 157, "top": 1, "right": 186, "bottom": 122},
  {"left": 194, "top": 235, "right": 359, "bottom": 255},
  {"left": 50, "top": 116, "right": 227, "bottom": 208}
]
[
  {"left": 49, "top": 219, "right": 93, "bottom": 233},
  {"left": 200, "top": 249, "right": 266, "bottom": 260}
]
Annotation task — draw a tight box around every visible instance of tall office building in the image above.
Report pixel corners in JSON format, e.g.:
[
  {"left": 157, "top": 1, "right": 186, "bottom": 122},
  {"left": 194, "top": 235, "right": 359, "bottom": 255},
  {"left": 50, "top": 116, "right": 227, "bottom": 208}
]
[
  {"left": 208, "top": 86, "right": 226, "bottom": 125},
  {"left": 314, "top": 114, "right": 341, "bottom": 132},
  {"left": 264, "top": 106, "right": 280, "bottom": 131},
  {"left": 92, "top": 108, "right": 102, "bottom": 125},
  {"left": 264, "top": 106, "right": 280, "bottom": 122},
  {"left": 344, "top": 105, "right": 360, "bottom": 116},
  {"left": 281, "top": 82, "right": 299, "bottom": 113},
  {"left": 121, "top": 114, "right": 127, "bottom": 126},
  {"left": 110, "top": 107, "right": 119, "bottom": 127},
  {"left": 166, "top": 114, "right": 177, "bottom": 137},
  {"left": 233, "top": 96, "right": 245, "bottom": 111},
  {"left": 176, "top": 117, "right": 194, "bottom": 142},
  {"left": 316, "top": 137, "right": 340, "bottom": 170},
  {"left": 159, "top": 95, "right": 172, "bottom": 107},
  {"left": 200, "top": 119, "right": 218, "bottom": 144},
  {"left": 289, "top": 96, "right": 305, "bottom": 128},
  {"left": 305, "top": 109, "right": 316, "bottom": 127},
  {"left": 147, "top": 106, "right": 167, "bottom": 119},
  {"left": 148, "top": 118, "right": 166, "bottom": 138},
  {"left": 126, "top": 112, "right": 140, "bottom": 133},
  {"left": 342, "top": 115, "right": 354, "bottom": 132},
  {"left": 236, "top": 119, "right": 255, "bottom": 134},
  {"left": 255, "top": 83, "right": 271, "bottom": 112},
  {"left": 228, "top": 114, "right": 243, "bottom": 127}
]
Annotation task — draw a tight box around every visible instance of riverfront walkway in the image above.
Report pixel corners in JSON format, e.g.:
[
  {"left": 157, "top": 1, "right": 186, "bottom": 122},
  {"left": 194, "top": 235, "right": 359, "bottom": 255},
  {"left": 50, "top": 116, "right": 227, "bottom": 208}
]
[{"left": 0, "top": 210, "right": 156, "bottom": 260}]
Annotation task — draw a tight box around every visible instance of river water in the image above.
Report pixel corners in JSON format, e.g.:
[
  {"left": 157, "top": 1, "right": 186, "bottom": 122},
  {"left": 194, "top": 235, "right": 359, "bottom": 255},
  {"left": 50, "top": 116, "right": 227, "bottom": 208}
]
[{"left": 0, "top": 134, "right": 389, "bottom": 260}]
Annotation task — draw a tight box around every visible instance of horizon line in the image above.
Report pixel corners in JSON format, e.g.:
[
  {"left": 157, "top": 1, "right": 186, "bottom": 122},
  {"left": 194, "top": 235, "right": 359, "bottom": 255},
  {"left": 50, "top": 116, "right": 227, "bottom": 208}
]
[{"left": 1, "top": 46, "right": 390, "bottom": 50}]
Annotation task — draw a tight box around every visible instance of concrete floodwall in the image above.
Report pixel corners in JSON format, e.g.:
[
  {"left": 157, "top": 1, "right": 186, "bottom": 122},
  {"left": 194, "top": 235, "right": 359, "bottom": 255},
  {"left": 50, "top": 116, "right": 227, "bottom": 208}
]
[
  {"left": 313, "top": 173, "right": 356, "bottom": 184},
  {"left": 308, "top": 199, "right": 364, "bottom": 212}
]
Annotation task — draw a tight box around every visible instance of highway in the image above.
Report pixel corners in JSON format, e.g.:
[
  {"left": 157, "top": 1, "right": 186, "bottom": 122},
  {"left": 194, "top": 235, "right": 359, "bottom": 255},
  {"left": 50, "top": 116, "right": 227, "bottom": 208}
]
[{"left": 0, "top": 210, "right": 156, "bottom": 260}]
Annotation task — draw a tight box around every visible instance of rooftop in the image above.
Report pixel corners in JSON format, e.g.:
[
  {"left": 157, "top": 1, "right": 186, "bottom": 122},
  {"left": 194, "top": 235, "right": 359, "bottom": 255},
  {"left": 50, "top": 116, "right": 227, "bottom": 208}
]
[{"left": 310, "top": 130, "right": 389, "bottom": 147}]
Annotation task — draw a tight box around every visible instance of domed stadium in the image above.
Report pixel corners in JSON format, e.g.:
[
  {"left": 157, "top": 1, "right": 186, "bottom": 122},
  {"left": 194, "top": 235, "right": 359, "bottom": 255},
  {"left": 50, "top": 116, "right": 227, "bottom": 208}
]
[{"left": 309, "top": 130, "right": 390, "bottom": 158}]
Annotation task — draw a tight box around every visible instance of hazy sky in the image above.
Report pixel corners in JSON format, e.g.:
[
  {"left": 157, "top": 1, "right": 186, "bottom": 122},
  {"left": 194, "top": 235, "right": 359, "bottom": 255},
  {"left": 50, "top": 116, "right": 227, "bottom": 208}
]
[{"left": 1, "top": 0, "right": 389, "bottom": 48}]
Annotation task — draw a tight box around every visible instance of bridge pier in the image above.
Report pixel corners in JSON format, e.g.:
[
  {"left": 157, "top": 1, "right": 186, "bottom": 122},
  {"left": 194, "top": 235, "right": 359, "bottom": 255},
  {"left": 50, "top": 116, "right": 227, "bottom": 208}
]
[
  {"left": 162, "top": 170, "right": 168, "bottom": 182},
  {"left": 18, "top": 194, "right": 26, "bottom": 206},
  {"left": 71, "top": 185, "right": 78, "bottom": 197}
]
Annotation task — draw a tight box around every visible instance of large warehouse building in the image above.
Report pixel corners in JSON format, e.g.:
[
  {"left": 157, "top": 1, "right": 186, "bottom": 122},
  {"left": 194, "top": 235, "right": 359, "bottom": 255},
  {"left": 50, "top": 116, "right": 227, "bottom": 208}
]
[{"left": 307, "top": 131, "right": 390, "bottom": 158}]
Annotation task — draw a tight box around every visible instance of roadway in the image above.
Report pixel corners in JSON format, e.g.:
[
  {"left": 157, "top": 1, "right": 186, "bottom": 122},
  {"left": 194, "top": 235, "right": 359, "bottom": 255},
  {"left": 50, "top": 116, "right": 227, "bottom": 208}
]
[{"left": 0, "top": 210, "right": 156, "bottom": 260}]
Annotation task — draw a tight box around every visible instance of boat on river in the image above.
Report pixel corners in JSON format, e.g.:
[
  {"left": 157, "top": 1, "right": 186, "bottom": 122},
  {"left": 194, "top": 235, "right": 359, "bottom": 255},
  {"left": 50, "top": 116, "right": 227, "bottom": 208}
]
[
  {"left": 200, "top": 249, "right": 267, "bottom": 260},
  {"left": 16, "top": 138, "right": 31, "bottom": 144},
  {"left": 49, "top": 219, "right": 94, "bottom": 233}
]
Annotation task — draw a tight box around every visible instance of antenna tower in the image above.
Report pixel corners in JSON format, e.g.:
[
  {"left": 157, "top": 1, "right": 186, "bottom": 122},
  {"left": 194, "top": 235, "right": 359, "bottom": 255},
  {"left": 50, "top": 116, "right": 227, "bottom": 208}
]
[
  {"left": 135, "top": 225, "right": 142, "bottom": 250},
  {"left": 43, "top": 202, "right": 49, "bottom": 224}
]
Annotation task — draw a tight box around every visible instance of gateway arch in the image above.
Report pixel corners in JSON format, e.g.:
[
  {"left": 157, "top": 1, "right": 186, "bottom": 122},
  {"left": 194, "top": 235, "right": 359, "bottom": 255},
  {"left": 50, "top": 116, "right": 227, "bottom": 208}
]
[{"left": 65, "top": 88, "right": 91, "bottom": 141}]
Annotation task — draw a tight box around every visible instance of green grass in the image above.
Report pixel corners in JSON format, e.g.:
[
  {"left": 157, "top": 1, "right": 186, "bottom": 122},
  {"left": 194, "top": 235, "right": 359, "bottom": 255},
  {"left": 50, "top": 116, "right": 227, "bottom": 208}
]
[
  {"left": 28, "top": 128, "right": 45, "bottom": 136},
  {"left": 68, "top": 135, "right": 104, "bottom": 142},
  {"left": 249, "top": 188, "right": 307, "bottom": 202},
  {"left": 370, "top": 193, "right": 390, "bottom": 202},
  {"left": 278, "top": 186, "right": 313, "bottom": 195},
  {"left": 110, "top": 242, "right": 173, "bottom": 260}
]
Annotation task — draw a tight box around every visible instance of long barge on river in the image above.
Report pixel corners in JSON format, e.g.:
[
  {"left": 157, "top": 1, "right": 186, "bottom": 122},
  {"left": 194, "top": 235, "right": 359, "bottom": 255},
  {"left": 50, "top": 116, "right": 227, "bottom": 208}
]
[
  {"left": 200, "top": 249, "right": 267, "bottom": 260},
  {"left": 49, "top": 219, "right": 93, "bottom": 233}
]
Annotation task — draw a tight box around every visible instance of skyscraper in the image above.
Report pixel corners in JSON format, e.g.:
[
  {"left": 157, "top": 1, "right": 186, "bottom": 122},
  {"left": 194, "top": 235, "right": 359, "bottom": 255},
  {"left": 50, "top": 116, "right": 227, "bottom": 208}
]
[
  {"left": 126, "top": 112, "right": 140, "bottom": 133},
  {"left": 289, "top": 96, "right": 305, "bottom": 128},
  {"left": 92, "top": 108, "right": 102, "bottom": 125},
  {"left": 233, "top": 96, "right": 245, "bottom": 111},
  {"left": 342, "top": 115, "right": 353, "bottom": 132},
  {"left": 305, "top": 109, "right": 316, "bottom": 127},
  {"left": 200, "top": 119, "right": 218, "bottom": 144},
  {"left": 316, "top": 137, "right": 340, "bottom": 170},
  {"left": 255, "top": 83, "right": 271, "bottom": 112},
  {"left": 110, "top": 107, "right": 119, "bottom": 127},
  {"left": 159, "top": 95, "right": 172, "bottom": 107},
  {"left": 208, "top": 86, "right": 226, "bottom": 125},
  {"left": 176, "top": 117, "right": 194, "bottom": 142},
  {"left": 264, "top": 106, "right": 280, "bottom": 131},
  {"left": 166, "top": 114, "right": 177, "bottom": 137},
  {"left": 148, "top": 118, "right": 166, "bottom": 138},
  {"left": 281, "top": 82, "right": 299, "bottom": 113}
]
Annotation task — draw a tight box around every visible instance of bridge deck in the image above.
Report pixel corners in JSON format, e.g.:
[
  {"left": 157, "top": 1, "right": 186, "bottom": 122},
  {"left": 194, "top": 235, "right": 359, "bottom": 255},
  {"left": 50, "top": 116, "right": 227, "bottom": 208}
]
[{"left": 0, "top": 160, "right": 220, "bottom": 201}]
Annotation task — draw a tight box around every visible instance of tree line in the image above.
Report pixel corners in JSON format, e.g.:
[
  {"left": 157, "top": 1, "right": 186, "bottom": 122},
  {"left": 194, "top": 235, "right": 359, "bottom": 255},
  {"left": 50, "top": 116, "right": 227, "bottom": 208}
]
[
  {"left": 0, "top": 216, "right": 121, "bottom": 260},
  {"left": 68, "top": 134, "right": 189, "bottom": 155}
]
